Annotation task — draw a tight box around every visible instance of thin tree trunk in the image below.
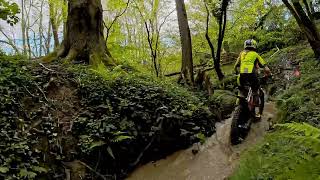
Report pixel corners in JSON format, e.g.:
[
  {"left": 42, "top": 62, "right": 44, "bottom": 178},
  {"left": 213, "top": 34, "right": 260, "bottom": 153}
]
[
  {"left": 21, "top": 0, "right": 27, "bottom": 56},
  {"left": 205, "top": 5, "right": 216, "bottom": 63},
  {"left": 32, "top": 30, "right": 38, "bottom": 57},
  {"left": 39, "top": 0, "right": 45, "bottom": 56},
  {"left": 25, "top": 0, "right": 32, "bottom": 59},
  {"left": 215, "top": 9, "right": 226, "bottom": 80},
  {"left": 49, "top": 1, "right": 60, "bottom": 48},
  {"left": 144, "top": 21, "right": 159, "bottom": 77},
  {"left": 214, "top": 1, "right": 229, "bottom": 80},
  {"left": 26, "top": 28, "right": 31, "bottom": 59},
  {"left": 46, "top": 19, "right": 52, "bottom": 55},
  {"left": 175, "top": 0, "right": 194, "bottom": 85}
]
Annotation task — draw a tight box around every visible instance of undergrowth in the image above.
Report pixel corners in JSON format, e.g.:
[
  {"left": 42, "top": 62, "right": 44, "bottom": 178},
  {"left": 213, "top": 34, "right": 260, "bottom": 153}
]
[
  {"left": 232, "top": 44, "right": 320, "bottom": 180},
  {"left": 72, "top": 64, "right": 217, "bottom": 178},
  {"left": 276, "top": 58, "right": 320, "bottom": 127},
  {"left": 231, "top": 123, "right": 320, "bottom": 180},
  {"left": 0, "top": 55, "right": 218, "bottom": 179}
]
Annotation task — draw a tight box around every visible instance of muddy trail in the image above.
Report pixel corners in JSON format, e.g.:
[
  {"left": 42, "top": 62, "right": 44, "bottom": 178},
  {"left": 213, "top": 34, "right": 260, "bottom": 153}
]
[{"left": 127, "top": 103, "right": 276, "bottom": 180}]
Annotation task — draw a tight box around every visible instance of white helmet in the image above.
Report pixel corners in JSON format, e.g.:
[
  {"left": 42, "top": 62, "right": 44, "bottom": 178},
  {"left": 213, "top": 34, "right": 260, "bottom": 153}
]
[{"left": 244, "top": 39, "right": 257, "bottom": 49}]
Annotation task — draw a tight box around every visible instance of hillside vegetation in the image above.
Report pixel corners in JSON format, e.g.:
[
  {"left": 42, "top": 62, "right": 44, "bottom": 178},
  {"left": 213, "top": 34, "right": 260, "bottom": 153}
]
[
  {"left": 231, "top": 45, "right": 320, "bottom": 180},
  {"left": 0, "top": 54, "right": 225, "bottom": 179}
]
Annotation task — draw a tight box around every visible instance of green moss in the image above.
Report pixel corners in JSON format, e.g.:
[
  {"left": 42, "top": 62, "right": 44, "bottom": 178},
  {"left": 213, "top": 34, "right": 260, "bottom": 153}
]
[{"left": 209, "top": 90, "right": 237, "bottom": 118}]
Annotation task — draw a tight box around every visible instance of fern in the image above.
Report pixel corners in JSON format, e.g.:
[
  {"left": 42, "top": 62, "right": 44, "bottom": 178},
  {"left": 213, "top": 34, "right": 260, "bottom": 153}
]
[
  {"left": 276, "top": 123, "right": 320, "bottom": 151},
  {"left": 277, "top": 123, "right": 320, "bottom": 137},
  {"left": 232, "top": 123, "right": 320, "bottom": 180}
]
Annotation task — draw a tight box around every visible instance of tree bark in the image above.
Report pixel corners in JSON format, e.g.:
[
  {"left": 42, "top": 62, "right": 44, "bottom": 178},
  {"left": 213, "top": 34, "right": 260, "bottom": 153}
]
[
  {"left": 49, "top": 1, "right": 60, "bottom": 48},
  {"left": 204, "top": 0, "right": 229, "bottom": 81},
  {"left": 215, "top": 0, "right": 229, "bottom": 81},
  {"left": 20, "top": 0, "right": 27, "bottom": 56},
  {"left": 25, "top": 0, "right": 32, "bottom": 59},
  {"left": 46, "top": 19, "right": 52, "bottom": 55},
  {"left": 175, "top": 0, "right": 194, "bottom": 85},
  {"left": 42, "top": 0, "right": 114, "bottom": 66},
  {"left": 205, "top": 4, "right": 216, "bottom": 63},
  {"left": 39, "top": 0, "right": 45, "bottom": 56},
  {"left": 283, "top": 0, "right": 320, "bottom": 59}
]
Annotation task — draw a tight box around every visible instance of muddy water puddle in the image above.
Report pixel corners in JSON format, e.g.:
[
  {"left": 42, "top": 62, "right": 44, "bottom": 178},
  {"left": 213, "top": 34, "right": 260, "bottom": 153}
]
[{"left": 127, "top": 103, "right": 276, "bottom": 180}]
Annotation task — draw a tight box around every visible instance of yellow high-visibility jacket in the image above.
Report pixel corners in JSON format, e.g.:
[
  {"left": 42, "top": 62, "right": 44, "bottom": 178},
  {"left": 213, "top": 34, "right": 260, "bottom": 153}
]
[{"left": 234, "top": 50, "right": 266, "bottom": 74}]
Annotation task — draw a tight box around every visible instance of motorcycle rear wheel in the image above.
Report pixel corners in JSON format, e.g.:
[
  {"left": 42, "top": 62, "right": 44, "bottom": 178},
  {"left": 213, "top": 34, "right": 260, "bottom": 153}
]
[{"left": 230, "top": 105, "right": 251, "bottom": 145}]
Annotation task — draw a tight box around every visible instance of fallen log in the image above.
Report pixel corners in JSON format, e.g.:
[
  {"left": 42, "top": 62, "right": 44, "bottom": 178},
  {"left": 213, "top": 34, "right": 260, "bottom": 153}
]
[{"left": 165, "top": 61, "right": 234, "bottom": 77}]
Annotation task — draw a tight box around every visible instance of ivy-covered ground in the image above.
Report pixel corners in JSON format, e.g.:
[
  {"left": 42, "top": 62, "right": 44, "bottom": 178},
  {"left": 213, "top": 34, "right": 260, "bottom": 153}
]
[
  {"left": 0, "top": 54, "right": 227, "bottom": 179},
  {"left": 231, "top": 44, "right": 320, "bottom": 179}
]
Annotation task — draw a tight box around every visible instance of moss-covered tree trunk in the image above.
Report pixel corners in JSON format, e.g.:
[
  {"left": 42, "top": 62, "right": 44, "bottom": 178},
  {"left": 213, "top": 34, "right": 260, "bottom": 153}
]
[{"left": 43, "top": 0, "right": 114, "bottom": 66}]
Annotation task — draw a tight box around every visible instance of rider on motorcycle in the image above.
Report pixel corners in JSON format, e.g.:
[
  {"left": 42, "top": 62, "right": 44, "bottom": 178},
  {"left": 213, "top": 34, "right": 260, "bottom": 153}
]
[{"left": 234, "top": 39, "right": 271, "bottom": 118}]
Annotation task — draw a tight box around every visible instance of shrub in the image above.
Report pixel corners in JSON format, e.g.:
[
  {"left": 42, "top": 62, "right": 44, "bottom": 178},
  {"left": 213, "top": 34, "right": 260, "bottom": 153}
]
[
  {"left": 276, "top": 60, "right": 320, "bottom": 127},
  {"left": 231, "top": 123, "right": 320, "bottom": 180},
  {"left": 0, "top": 56, "right": 220, "bottom": 179},
  {"left": 72, "top": 66, "right": 218, "bottom": 177}
]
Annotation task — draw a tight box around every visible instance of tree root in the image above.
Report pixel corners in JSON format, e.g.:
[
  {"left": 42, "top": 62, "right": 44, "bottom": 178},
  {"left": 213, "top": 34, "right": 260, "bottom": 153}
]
[
  {"left": 130, "top": 118, "right": 164, "bottom": 167},
  {"left": 63, "top": 48, "right": 78, "bottom": 64},
  {"left": 40, "top": 45, "right": 66, "bottom": 63},
  {"left": 90, "top": 51, "right": 115, "bottom": 68},
  {"left": 40, "top": 45, "right": 115, "bottom": 68},
  {"left": 40, "top": 51, "right": 58, "bottom": 63},
  {"left": 78, "top": 161, "right": 108, "bottom": 180}
]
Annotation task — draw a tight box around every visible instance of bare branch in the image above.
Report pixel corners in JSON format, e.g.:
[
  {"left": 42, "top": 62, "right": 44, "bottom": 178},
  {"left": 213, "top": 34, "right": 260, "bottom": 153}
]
[
  {"left": 104, "top": 0, "right": 130, "bottom": 42},
  {"left": 158, "top": 9, "right": 175, "bottom": 32},
  {"left": 0, "top": 40, "right": 20, "bottom": 54},
  {"left": 0, "top": 28, "right": 20, "bottom": 54},
  {"left": 204, "top": 2, "right": 216, "bottom": 61}
]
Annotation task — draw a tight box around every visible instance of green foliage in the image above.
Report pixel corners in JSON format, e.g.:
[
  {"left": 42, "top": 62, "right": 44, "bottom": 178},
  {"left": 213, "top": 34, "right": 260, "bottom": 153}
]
[
  {"left": 0, "top": 0, "right": 20, "bottom": 25},
  {"left": 68, "top": 61, "right": 219, "bottom": 177},
  {"left": 212, "top": 74, "right": 238, "bottom": 92},
  {"left": 232, "top": 45, "right": 320, "bottom": 180},
  {"left": 0, "top": 54, "right": 222, "bottom": 178},
  {"left": 276, "top": 60, "right": 320, "bottom": 127},
  {"left": 277, "top": 123, "right": 320, "bottom": 149},
  {"left": 231, "top": 123, "right": 320, "bottom": 180},
  {"left": 209, "top": 90, "right": 236, "bottom": 118},
  {"left": 266, "top": 44, "right": 314, "bottom": 65},
  {"left": 0, "top": 57, "right": 50, "bottom": 179}
]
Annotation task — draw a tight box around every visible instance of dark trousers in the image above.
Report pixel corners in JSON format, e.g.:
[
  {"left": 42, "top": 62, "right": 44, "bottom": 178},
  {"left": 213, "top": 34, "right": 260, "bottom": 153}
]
[
  {"left": 239, "top": 73, "right": 260, "bottom": 93},
  {"left": 239, "top": 73, "right": 264, "bottom": 114}
]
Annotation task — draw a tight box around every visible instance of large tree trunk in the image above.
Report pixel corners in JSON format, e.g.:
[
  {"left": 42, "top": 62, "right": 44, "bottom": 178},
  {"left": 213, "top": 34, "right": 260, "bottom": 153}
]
[
  {"left": 175, "top": 0, "right": 194, "bottom": 85},
  {"left": 43, "top": 0, "right": 114, "bottom": 67},
  {"left": 283, "top": 0, "right": 320, "bottom": 59}
]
